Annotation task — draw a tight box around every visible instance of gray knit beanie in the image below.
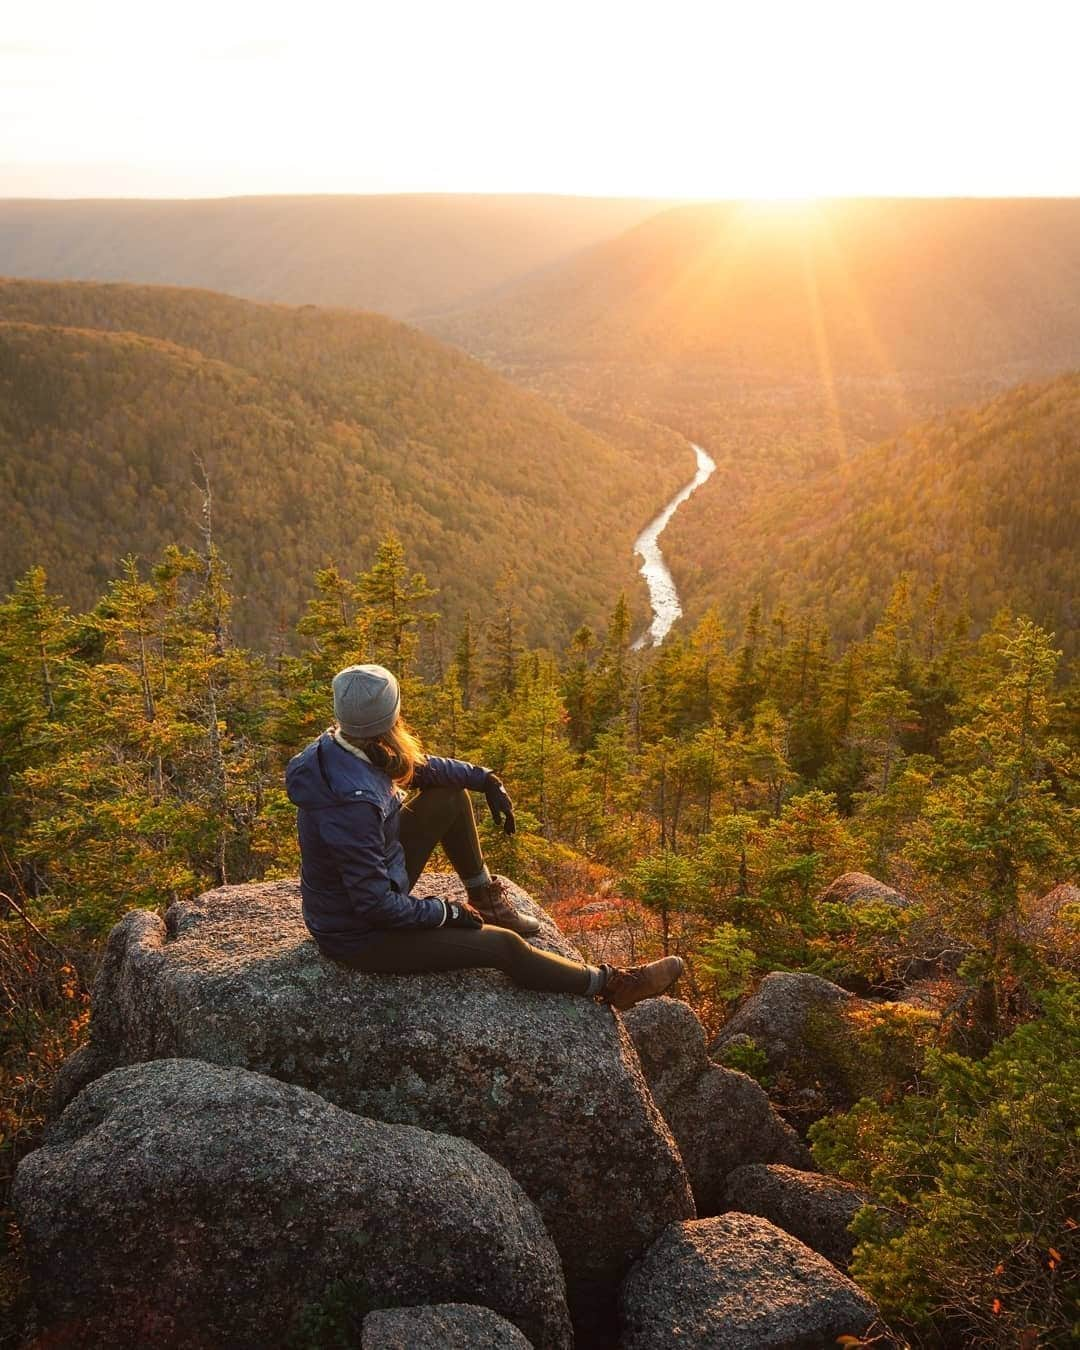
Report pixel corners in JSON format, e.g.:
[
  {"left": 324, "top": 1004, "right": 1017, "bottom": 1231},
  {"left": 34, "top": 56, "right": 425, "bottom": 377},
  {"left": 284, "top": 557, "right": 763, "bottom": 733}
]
[{"left": 332, "top": 664, "right": 401, "bottom": 741}]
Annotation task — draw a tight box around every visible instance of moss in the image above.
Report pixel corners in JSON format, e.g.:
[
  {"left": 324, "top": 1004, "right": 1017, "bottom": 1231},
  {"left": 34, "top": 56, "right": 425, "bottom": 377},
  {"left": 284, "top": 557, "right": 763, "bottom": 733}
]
[{"left": 715, "top": 1035, "right": 771, "bottom": 1084}]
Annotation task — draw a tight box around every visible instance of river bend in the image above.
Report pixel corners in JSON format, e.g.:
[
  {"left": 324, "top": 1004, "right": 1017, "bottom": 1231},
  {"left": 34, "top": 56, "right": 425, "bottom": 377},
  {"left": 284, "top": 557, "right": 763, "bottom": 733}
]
[{"left": 631, "top": 441, "right": 716, "bottom": 649}]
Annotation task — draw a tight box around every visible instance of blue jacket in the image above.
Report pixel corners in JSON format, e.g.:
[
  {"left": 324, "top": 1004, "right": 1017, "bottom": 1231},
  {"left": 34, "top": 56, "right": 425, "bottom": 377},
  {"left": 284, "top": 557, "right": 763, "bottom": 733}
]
[{"left": 285, "top": 731, "right": 490, "bottom": 956}]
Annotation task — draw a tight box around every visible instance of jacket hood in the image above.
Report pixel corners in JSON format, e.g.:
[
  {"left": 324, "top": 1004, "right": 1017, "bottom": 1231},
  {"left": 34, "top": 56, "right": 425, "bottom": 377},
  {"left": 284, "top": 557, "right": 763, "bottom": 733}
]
[{"left": 285, "top": 733, "right": 384, "bottom": 810}]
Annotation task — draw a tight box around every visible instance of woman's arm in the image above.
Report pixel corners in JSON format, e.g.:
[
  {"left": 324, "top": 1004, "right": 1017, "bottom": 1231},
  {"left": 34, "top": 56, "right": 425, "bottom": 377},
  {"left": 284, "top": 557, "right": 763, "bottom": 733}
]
[
  {"left": 412, "top": 756, "right": 516, "bottom": 834},
  {"left": 320, "top": 802, "right": 446, "bottom": 929},
  {"left": 410, "top": 755, "right": 491, "bottom": 792}
]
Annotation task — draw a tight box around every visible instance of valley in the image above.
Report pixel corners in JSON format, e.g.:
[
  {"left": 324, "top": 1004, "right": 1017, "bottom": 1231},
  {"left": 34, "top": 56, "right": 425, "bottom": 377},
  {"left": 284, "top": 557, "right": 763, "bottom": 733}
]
[
  {"left": 0, "top": 278, "right": 689, "bottom": 646},
  {"left": 1, "top": 188, "right": 1077, "bottom": 1350}
]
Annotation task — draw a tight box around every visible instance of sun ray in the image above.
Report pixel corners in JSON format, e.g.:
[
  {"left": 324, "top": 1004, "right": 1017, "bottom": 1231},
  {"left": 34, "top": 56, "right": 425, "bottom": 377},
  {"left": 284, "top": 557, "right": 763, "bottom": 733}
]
[{"left": 798, "top": 223, "right": 848, "bottom": 468}]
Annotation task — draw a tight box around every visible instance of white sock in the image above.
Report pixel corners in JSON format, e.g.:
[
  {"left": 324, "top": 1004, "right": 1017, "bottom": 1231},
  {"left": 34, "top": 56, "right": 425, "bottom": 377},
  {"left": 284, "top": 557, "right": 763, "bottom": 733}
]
[{"left": 584, "top": 965, "right": 606, "bottom": 996}]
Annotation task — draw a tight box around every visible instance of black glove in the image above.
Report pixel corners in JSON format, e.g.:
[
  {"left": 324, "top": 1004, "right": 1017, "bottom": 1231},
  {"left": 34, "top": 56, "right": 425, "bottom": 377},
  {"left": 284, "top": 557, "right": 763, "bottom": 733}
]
[
  {"left": 483, "top": 772, "right": 516, "bottom": 835},
  {"left": 442, "top": 899, "right": 484, "bottom": 929}
]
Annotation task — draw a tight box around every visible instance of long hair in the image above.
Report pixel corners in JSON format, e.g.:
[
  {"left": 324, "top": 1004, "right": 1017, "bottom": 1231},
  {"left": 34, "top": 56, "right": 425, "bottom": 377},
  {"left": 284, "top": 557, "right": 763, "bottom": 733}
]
[{"left": 357, "top": 716, "right": 426, "bottom": 787}]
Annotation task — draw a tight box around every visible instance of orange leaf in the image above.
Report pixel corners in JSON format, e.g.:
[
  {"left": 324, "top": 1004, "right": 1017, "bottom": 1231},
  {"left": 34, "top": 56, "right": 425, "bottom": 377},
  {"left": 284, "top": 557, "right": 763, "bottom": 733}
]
[
  {"left": 991, "top": 1299, "right": 1002, "bottom": 1315},
  {"left": 993, "top": 1263, "right": 1005, "bottom": 1276},
  {"left": 1048, "top": 1247, "right": 1062, "bottom": 1261},
  {"left": 836, "top": 1338, "right": 864, "bottom": 1348}
]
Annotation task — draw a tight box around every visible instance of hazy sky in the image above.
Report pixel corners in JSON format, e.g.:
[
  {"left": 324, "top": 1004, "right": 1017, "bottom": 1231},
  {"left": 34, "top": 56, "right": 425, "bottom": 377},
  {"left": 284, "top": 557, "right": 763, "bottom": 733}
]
[{"left": 3, "top": 0, "right": 1078, "bottom": 199}]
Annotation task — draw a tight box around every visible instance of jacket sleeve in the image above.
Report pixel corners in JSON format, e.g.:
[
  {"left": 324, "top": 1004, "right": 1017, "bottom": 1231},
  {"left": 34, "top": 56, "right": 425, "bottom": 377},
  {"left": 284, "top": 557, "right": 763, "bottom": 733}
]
[
  {"left": 318, "top": 802, "right": 446, "bottom": 929},
  {"left": 411, "top": 755, "right": 490, "bottom": 792}
]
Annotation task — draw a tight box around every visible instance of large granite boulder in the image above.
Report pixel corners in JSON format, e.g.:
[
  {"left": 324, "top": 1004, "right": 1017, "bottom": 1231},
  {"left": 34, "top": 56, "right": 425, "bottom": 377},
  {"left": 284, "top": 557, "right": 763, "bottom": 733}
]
[
  {"left": 711, "top": 972, "right": 860, "bottom": 1067},
  {"left": 721, "top": 1164, "right": 868, "bottom": 1269},
  {"left": 362, "top": 1303, "right": 533, "bottom": 1348},
  {"left": 55, "top": 878, "right": 694, "bottom": 1342},
  {"left": 15, "top": 1059, "right": 571, "bottom": 1350},
  {"left": 619, "top": 1214, "right": 882, "bottom": 1349},
  {"left": 817, "top": 872, "right": 913, "bottom": 910},
  {"left": 711, "top": 972, "right": 935, "bottom": 1118},
  {"left": 622, "top": 997, "right": 810, "bottom": 1214}
]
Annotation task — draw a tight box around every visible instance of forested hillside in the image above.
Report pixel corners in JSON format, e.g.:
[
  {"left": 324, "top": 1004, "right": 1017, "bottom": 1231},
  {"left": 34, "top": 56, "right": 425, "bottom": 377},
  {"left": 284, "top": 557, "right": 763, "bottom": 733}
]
[
  {"left": 426, "top": 198, "right": 1080, "bottom": 655},
  {"left": 663, "top": 372, "right": 1080, "bottom": 655},
  {"left": 2, "top": 535, "right": 1076, "bottom": 1347},
  {"left": 0, "top": 280, "right": 687, "bottom": 645},
  {"left": 428, "top": 198, "right": 1080, "bottom": 386},
  {"left": 0, "top": 194, "right": 662, "bottom": 319}
]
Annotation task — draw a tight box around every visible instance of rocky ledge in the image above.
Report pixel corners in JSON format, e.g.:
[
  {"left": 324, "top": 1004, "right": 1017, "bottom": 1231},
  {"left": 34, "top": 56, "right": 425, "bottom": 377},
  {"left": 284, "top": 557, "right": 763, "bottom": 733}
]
[{"left": 51, "top": 876, "right": 693, "bottom": 1342}]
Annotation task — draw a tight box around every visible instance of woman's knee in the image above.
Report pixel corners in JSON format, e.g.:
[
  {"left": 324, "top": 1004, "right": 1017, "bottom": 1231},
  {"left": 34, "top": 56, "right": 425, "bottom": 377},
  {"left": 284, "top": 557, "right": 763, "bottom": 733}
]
[
  {"left": 483, "top": 926, "right": 528, "bottom": 967},
  {"left": 416, "top": 786, "right": 468, "bottom": 807}
]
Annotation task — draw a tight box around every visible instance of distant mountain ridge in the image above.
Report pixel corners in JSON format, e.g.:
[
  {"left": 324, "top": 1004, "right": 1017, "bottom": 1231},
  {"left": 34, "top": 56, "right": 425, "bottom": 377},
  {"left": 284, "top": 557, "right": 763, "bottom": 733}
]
[
  {"left": 425, "top": 198, "right": 1080, "bottom": 388},
  {"left": 0, "top": 194, "right": 663, "bottom": 320},
  {"left": 420, "top": 197, "right": 1080, "bottom": 654},
  {"left": 0, "top": 279, "right": 684, "bottom": 644}
]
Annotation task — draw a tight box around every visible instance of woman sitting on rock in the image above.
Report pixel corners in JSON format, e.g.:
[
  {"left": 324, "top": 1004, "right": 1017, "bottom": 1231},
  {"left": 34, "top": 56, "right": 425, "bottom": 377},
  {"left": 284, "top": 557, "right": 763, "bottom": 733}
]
[{"left": 285, "top": 663, "right": 683, "bottom": 1010}]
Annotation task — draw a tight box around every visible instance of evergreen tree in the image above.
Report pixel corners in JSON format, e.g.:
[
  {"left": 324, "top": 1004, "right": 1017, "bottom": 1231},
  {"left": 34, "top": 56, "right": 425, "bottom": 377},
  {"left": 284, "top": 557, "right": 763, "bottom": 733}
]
[
  {"left": 453, "top": 611, "right": 478, "bottom": 711},
  {"left": 356, "top": 533, "right": 437, "bottom": 679},
  {"left": 910, "top": 619, "right": 1077, "bottom": 1037}
]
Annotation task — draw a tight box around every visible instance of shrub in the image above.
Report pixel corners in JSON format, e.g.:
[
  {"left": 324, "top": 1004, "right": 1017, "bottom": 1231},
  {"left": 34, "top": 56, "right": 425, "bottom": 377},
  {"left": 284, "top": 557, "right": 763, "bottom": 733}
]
[
  {"left": 698, "top": 922, "right": 759, "bottom": 1001},
  {"left": 714, "top": 1034, "right": 770, "bottom": 1084},
  {"left": 810, "top": 978, "right": 1080, "bottom": 1347}
]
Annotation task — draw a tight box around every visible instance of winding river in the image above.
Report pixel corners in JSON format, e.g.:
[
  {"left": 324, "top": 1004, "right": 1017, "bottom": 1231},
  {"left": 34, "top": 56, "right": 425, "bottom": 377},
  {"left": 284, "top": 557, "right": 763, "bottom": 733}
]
[{"left": 631, "top": 441, "right": 717, "bottom": 649}]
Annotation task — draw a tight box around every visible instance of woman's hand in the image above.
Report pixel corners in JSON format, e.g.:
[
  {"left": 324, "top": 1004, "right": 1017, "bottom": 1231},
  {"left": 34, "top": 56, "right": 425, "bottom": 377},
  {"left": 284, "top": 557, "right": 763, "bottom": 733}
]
[
  {"left": 442, "top": 899, "right": 485, "bottom": 929},
  {"left": 483, "top": 773, "right": 516, "bottom": 835}
]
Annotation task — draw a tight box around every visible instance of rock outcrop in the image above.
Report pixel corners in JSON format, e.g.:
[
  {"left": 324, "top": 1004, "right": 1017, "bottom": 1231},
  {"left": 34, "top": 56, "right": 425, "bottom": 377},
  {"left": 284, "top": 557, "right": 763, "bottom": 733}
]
[
  {"left": 619, "top": 1214, "right": 882, "bottom": 1349},
  {"left": 711, "top": 971, "right": 937, "bottom": 1118},
  {"left": 55, "top": 878, "right": 694, "bottom": 1341},
  {"left": 622, "top": 997, "right": 811, "bottom": 1213},
  {"left": 15, "top": 1059, "right": 571, "bottom": 1349},
  {"left": 712, "top": 971, "right": 860, "bottom": 1062},
  {"left": 362, "top": 1303, "right": 534, "bottom": 1348},
  {"left": 1022, "top": 882, "right": 1080, "bottom": 970},
  {"left": 711, "top": 971, "right": 864, "bottom": 1114},
  {"left": 818, "top": 872, "right": 913, "bottom": 910},
  {"left": 721, "top": 1163, "right": 867, "bottom": 1269}
]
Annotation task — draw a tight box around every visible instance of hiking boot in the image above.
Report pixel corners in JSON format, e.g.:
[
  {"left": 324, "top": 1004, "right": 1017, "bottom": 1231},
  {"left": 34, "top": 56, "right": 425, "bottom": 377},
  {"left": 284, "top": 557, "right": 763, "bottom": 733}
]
[
  {"left": 601, "top": 956, "right": 684, "bottom": 1010},
  {"left": 468, "top": 876, "right": 542, "bottom": 937}
]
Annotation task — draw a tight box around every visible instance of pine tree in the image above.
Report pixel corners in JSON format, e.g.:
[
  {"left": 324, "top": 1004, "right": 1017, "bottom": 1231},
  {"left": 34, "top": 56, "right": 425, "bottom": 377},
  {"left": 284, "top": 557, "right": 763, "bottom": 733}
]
[
  {"left": 592, "top": 593, "right": 633, "bottom": 730},
  {"left": 453, "top": 611, "right": 478, "bottom": 711},
  {"left": 910, "top": 619, "right": 1077, "bottom": 1038},
  {"left": 563, "top": 624, "right": 597, "bottom": 748},
  {"left": 483, "top": 571, "right": 525, "bottom": 700},
  {"left": 356, "top": 534, "right": 437, "bottom": 679},
  {"left": 729, "top": 599, "right": 764, "bottom": 727},
  {"left": 0, "top": 569, "right": 78, "bottom": 893}
]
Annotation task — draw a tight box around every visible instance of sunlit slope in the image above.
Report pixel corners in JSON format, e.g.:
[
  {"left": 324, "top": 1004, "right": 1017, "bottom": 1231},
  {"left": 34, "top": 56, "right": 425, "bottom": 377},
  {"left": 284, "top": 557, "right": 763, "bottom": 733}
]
[
  {"left": 427, "top": 198, "right": 1080, "bottom": 385},
  {"left": 663, "top": 371, "right": 1079, "bottom": 652},
  {"left": 0, "top": 280, "right": 680, "bottom": 644},
  {"left": 0, "top": 194, "right": 662, "bottom": 319}
]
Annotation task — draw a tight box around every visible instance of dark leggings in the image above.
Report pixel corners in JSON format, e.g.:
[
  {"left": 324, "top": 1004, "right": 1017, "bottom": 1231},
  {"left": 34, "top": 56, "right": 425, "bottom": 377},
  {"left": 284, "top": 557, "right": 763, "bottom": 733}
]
[{"left": 327, "top": 787, "right": 592, "bottom": 995}]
